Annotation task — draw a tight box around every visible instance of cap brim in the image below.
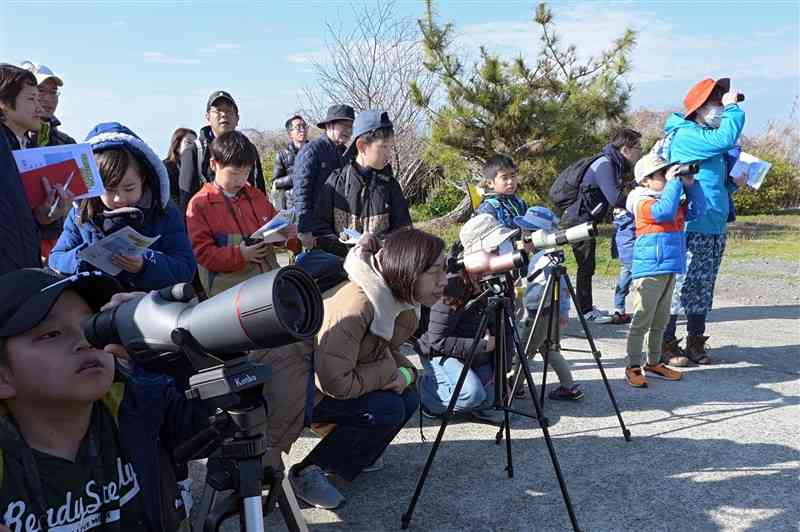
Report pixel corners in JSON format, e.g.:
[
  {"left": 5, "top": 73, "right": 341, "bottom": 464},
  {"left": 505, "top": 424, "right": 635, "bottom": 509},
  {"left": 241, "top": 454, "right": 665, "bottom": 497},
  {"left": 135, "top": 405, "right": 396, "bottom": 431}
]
[
  {"left": 0, "top": 272, "right": 120, "bottom": 337},
  {"left": 207, "top": 96, "right": 237, "bottom": 111},
  {"left": 38, "top": 75, "right": 63, "bottom": 87},
  {"left": 316, "top": 116, "right": 354, "bottom": 129},
  {"left": 481, "top": 226, "right": 519, "bottom": 252},
  {"left": 636, "top": 161, "right": 675, "bottom": 183}
]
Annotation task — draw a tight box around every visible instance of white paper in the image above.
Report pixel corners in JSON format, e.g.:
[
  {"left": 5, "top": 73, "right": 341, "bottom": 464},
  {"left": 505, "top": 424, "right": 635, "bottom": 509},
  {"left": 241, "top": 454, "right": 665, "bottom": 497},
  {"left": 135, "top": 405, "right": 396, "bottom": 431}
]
[
  {"left": 12, "top": 143, "right": 105, "bottom": 199},
  {"left": 339, "top": 227, "right": 363, "bottom": 246},
  {"left": 78, "top": 226, "right": 161, "bottom": 275},
  {"left": 250, "top": 210, "right": 296, "bottom": 243},
  {"left": 730, "top": 151, "right": 771, "bottom": 190}
]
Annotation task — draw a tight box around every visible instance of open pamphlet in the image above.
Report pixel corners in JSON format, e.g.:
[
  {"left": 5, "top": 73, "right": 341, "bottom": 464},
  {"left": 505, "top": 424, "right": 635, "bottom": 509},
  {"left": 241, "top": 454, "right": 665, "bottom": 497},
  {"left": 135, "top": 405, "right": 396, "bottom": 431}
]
[
  {"left": 339, "top": 227, "right": 363, "bottom": 245},
  {"left": 250, "top": 210, "right": 296, "bottom": 243},
  {"left": 13, "top": 143, "right": 105, "bottom": 209},
  {"left": 730, "top": 151, "right": 771, "bottom": 190},
  {"left": 78, "top": 226, "right": 160, "bottom": 276}
]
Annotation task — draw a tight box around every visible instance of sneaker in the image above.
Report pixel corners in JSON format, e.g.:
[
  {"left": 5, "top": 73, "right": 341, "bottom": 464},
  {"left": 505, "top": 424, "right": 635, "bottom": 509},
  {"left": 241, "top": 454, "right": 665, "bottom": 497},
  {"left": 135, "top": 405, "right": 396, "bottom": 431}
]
[
  {"left": 583, "top": 308, "right": 613, "bottom": 324},
  {"left": 290, "top": 465, "right": 345, "bottom": 510},
  {"left": 609, "top": 311, "right": 632, "bottom": 325},
  {"left": 547, "top": 384, "right": 585, "bottom": 401},
  {"left": 645, "top": 363, "right": 682, "bottom": 381},
  {"left": 470, "top": 408, "right": 505, "bottom": 425},
  {"left": 362, "top": 455, "right": 384, "bottom": 473},
  {"left": 625, "top": 366, "right": 647, "bottom": 388}
]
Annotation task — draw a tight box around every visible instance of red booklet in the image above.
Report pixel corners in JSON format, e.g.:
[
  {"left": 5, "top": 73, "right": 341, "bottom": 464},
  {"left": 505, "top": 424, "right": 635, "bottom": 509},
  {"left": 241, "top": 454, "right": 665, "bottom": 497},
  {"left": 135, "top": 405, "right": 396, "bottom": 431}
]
[{"left": 19, "top": 159, "right": 89, "bottom": 210}]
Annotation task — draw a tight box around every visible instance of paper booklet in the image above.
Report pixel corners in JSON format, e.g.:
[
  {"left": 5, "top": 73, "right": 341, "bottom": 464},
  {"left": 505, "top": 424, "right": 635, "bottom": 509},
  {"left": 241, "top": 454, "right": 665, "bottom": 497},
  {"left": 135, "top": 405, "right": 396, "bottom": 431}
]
[
  {"left": 339, "top": 227, "right": 363, "bottom": 245},
  {"left": 730, "top": 151, "right": 771, "bottom": 190},
  {"left": 78, "top": 226, "right": 161, "bottom": 276},
  {"left": 13, "top": 143, "right": 105, "bottom": 209},
  {"left": 250, "top": 210, "right": 296, "bottom": 243}
]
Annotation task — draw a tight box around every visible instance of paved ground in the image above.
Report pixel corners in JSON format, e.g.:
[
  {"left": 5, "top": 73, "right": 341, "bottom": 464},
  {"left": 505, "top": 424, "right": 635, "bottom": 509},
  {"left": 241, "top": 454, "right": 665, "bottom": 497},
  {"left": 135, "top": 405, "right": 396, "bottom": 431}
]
[{"left": 189, "top": 285, "right": 800, "bottom": 532}]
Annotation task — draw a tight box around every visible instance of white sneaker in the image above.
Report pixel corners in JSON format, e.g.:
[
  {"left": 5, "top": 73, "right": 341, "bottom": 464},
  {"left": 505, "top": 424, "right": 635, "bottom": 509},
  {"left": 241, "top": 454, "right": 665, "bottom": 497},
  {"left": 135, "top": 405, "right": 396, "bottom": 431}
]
[{"left": 583, "top": 309, "right": 613, "bottom": 324}]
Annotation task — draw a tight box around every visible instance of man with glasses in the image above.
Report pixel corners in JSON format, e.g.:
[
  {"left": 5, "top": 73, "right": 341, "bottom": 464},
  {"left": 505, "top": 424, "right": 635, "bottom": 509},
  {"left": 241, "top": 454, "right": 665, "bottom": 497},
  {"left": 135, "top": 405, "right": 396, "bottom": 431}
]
[
  {"left": 177, "top": 90, "right": 266, "bottom": 215},
  {"left": 561, "top": 128, "right": 643, "bottom": 323},
  {"left": 19, "top": 61, "right": 76, "bottom": 147},
  {"left": 271, "top": 114, "right": 308, "bottom": 210}
]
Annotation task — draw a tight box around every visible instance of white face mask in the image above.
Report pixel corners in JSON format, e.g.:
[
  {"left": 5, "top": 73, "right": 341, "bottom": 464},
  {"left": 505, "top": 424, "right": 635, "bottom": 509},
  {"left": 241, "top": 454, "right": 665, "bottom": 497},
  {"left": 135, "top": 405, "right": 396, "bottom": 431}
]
[{"left": 700, "top": 105, "right": 724, "bottom": 128}]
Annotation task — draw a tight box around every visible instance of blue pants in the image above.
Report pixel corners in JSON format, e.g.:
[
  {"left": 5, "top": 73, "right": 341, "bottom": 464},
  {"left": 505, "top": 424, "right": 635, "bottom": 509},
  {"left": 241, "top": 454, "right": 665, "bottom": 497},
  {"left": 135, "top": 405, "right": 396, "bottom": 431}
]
[
  {"left": 418, "top": 357, "right": 494, "bottom": 415},
  {"left": 304, "top": 388, "right": 418, "bottom": 481},
  {"left": 613, "top": 263, "right": 633, "bottom": 313},
  {"left": 295, "top": 249, "right": 346, "bottom": 292}
]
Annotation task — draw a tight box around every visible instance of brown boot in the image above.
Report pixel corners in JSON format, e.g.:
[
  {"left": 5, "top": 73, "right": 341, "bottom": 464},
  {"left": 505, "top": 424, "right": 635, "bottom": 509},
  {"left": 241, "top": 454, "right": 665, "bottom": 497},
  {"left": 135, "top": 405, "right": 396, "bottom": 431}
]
[
  {"left": 685, "top": 335, "right": 711, "bottom": 365},
  {"left": 661, "top": 338, "right": 692, "bottom": 367}
]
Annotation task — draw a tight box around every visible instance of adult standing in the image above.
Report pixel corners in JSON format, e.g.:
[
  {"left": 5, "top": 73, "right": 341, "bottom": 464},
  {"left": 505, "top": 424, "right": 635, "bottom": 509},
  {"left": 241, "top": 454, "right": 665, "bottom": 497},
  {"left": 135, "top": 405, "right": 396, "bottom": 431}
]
[
  {"left": 163, "top": 127, "right": 197, "bottom": 206},
  {"left": 0, "top": 64, "right": 72, "bottom": 272},
  {"left": 177, "top": 90, "right": 265, "bottom": 215},
  {"left": 271, "top": 114, "right": 308, "bottom": 210},
  {"left": 293, "top": 104, "right": 354, "bottom": 249},
  {"left": 19, "top": 61, "right": 76, "bottom": 147},
  {"left": 561, "top": 128, "right": 643, "bottom": 322},
  {"left": 660, "top": 78, "right": 746, "bottom": 364}
]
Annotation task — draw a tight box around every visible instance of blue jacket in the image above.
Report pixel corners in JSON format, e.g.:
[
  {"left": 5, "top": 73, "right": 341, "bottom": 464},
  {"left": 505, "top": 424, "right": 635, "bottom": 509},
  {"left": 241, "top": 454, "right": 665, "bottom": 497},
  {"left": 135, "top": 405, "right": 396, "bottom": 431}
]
[
  {"left": 663, "top": 105, "right": 745, "bottom": 235},
  {"left": 564, "top": 143, "right": 627, "bottom": 223},
  {"left": 49, "top": 122, "right": 197, "bottom": 290},
  {"left": 293, "top": 134, "right": 346, "bottom": 233},
  {"left": 0, "top": 366, "right": 212, "bottom": 532},
  {"left": 611, "top": 208, "right": 635, "bottom": 267},
  {"left": 626, "top": 179, "right": 706, "bottom": 279},
  {"left": 476, "top": 194, "right": 528, "bottom": 229}
]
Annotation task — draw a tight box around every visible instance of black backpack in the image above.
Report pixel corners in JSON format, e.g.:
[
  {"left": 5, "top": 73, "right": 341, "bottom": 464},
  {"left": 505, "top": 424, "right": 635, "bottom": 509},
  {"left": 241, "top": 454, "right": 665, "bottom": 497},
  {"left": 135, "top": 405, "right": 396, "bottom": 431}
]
[{"left": 548, "top": 154, "right": 604, "bottom": 213}]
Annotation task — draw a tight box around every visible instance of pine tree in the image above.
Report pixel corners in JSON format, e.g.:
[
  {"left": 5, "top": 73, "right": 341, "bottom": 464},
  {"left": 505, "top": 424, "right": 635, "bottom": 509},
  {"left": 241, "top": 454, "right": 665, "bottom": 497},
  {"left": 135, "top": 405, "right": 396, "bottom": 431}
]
[{"left": 411, "top": 1, "right": 637, "bottom": 205}]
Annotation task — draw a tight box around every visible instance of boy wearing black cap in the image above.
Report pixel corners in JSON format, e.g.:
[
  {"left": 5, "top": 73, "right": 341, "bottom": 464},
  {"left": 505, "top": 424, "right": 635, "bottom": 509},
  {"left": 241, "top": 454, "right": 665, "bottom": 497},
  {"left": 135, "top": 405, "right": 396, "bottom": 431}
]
[
  {"left": 177, "top": 90, "right": 266, "bottom": 215},
  {"left": 0, "top": 269, "right": 210, "bottom": 531}
]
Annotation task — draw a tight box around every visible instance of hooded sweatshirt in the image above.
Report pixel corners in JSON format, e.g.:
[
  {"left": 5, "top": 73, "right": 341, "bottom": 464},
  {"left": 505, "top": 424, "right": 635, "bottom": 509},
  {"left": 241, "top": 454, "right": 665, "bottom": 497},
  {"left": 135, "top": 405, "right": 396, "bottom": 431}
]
[
  {"left": 313, "top": 245, "right": 419, "bottom": 401},
  {"left": 662, "top": 104, "right": 745, "bottom": 235},
  {"left": 49, "top": 123, "right": 197, "bottom": 290}
]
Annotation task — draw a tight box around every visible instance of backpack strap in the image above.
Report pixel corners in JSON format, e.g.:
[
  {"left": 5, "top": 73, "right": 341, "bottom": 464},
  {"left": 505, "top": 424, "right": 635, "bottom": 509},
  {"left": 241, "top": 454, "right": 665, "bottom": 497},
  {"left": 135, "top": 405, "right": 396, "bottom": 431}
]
[{"left": 195, "top": 138, "right": 207, "bottom": 183}]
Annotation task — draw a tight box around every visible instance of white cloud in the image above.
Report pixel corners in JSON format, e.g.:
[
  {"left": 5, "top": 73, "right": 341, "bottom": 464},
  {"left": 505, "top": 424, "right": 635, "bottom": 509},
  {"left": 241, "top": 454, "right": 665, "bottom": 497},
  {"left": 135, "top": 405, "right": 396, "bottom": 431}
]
[
  {"left": 457, "top": 2, "right": 798, "bottom": 84},
  {"left": 198, "top": 43, "right": 242, "bottom": 54},
  {"left": 142, "top": 52, "right": 201, "bottom": 65},
  {"left": 285, "top": 49, "right": 330, "bottom": 65}
]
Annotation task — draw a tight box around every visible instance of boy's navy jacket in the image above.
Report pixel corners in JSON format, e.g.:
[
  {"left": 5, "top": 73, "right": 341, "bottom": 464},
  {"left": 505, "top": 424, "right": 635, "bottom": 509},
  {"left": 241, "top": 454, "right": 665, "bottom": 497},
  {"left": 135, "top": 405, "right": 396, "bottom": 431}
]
[
  {"left": 0, "top": 365, "right": 212, "bottom": 532},
  {"left": 476, "top": 194, "right": 528, "bottom": 229},
  {"left": 49, "top": 122, "right": 197, "bottom": 290},
  {"left": 293, "top": 134, "right": 346, "bottom": 233},
  {"left": 626, "top": 178, "right": 706, "bottom": 279},
  {"left": 0, "top": 126, "right": 41, "bottom": 275},
  {"left": 611, "top": 208, "right": 635, "bottom": 267},
  {"left": 663, "top": 104, "right": 745, "bottom": 235}
]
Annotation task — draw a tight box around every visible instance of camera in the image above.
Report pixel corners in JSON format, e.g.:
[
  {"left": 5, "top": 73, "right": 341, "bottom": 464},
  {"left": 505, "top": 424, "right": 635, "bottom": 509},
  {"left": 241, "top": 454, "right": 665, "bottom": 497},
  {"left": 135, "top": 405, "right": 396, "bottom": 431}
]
[
  {"left": 83, "top": 266, "right": 323, "bottom": 366},
  {"left": 674, "top": 162, "right": 699, "bottom": 177}
]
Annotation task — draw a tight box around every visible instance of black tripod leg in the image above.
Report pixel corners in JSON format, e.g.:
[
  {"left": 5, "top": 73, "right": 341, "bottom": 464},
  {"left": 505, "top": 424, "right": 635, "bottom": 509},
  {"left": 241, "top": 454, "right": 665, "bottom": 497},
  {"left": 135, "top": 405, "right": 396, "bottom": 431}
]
[
  {"left": 497, "top": 303, "right": 514, "bottom": 478},
  {"left": 401, "top": 310, "right": 492, "bottom": 529},
  {"left": 272, "top": 469, "right": 309, "bottom": 532},
  {"left": 562, "top": 274, "right": 632, "bottom": 442},
  {"left": 540, "top": 274, "right": 559, "bottom": 406},
  {"left": 518, "top": 350, "right": 582, "bottom": 532}
]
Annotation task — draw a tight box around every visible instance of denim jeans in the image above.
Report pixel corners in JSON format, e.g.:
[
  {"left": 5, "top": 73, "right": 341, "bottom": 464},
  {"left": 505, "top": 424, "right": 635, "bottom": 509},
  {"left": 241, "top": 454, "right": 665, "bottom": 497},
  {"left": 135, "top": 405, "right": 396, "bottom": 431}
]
[
  {"left": 303, "top": 388, "right": 418, "bottom": 481},
  {"left": 613, "top": 263, "right": 633, "bottom": 313},
  {"left": 295, "top": 249, "right": 346, "bottom": 293},
  {"left": 418, "top": 357, "right": 494, "bottom": 416}
]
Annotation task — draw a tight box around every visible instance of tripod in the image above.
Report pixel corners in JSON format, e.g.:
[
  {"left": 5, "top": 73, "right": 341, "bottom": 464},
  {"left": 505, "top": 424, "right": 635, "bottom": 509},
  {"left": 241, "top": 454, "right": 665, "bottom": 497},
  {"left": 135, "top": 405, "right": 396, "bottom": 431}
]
[
  {"left": 499, "top": 250, "right": 631, "bottom": 442},
  {"left": 401, "top": 273, "right": 582, "bottom": 531},
  {"left": 171, "top": 329, "right": 309, "bottom": 532}
]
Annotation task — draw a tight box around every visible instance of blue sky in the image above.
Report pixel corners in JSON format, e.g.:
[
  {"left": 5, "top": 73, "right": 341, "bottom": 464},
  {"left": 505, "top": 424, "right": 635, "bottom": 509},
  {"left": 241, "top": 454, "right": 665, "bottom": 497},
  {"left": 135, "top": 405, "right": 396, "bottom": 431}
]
[{"left": 2, "top": 1, "right": 798, "bottom": 156}]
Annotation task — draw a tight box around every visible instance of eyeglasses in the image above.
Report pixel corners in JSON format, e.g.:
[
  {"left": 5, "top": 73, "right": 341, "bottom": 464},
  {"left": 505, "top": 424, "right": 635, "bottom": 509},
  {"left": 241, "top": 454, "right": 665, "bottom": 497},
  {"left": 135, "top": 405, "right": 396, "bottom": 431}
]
[
  {"left": 291, "top": 124, "right": 308, "bottom": 131},
  {"left": 209, "top": 107, "right": 237, "bottom": 116}
]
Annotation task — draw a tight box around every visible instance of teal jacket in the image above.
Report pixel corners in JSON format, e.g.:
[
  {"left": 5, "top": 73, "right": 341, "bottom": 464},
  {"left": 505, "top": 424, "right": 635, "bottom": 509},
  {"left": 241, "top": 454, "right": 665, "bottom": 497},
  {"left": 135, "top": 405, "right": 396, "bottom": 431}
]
[{"left": 663, "top": 104, "right": 745, "bottom": 235}]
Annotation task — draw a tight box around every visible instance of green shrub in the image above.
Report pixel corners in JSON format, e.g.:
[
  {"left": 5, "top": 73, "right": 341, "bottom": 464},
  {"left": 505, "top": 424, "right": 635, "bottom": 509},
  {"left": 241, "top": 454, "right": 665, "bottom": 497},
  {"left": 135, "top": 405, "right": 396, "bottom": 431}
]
[
  {"left": 733, "top": 151, "right": 800, "bottom": 215},
  {"left": 423, "top": 184, "right": 464, "bottom": 218}
]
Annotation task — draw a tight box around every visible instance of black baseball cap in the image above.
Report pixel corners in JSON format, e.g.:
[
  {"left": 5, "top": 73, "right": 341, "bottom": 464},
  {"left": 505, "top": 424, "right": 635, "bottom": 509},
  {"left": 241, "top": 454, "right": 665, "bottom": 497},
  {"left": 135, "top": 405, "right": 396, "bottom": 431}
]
[
  {"left": 206, "top": 90, "right": 238, "bottom": 112},
  {"left": 0, "top": 269, "right": 121, "bottom": 338}
]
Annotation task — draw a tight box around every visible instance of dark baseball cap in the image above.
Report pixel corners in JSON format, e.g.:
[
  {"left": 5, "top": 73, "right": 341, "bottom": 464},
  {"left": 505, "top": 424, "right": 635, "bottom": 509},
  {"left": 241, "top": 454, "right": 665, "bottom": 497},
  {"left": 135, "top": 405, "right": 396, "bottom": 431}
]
[
  {"left": 343, "top": 109, "right": 393, "bottom": 160},
  {"left": 0, "top": 269, "right": 121, "bottom": 338},
  {"left": 206, "top": 90, "right": 238, "bottom": 112}
]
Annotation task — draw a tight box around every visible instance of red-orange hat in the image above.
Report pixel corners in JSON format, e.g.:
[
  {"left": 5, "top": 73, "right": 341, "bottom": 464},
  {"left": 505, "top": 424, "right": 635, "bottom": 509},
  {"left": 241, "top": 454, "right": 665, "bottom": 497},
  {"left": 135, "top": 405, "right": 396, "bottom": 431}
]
[{"left": 683, "top": 77, "right": 730, "bottom": 117}]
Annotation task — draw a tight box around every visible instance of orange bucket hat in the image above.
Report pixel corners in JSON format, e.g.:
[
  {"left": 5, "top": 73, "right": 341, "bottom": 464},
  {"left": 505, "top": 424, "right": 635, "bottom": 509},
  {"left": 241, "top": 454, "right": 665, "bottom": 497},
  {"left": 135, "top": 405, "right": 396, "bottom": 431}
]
[{"left": 683, "top": 77, "right": 730, "bottom": 117}]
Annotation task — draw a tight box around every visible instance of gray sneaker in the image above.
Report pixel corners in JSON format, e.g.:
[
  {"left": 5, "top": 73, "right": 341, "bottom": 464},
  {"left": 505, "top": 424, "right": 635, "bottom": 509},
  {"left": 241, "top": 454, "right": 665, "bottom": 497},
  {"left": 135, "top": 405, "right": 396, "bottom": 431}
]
[
  {"left": 290, "top": 465, "right": 345, "bottom": 509},
  {"left": 470, "top": 408, "right": 505, "bottom": 425}
]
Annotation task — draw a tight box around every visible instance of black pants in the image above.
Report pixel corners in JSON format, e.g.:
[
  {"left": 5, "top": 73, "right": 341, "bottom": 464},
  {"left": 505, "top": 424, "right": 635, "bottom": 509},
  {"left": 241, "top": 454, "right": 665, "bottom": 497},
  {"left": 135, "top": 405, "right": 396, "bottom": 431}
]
[{"left": 570, "top": 238, "right": 596, "bottom": 315}]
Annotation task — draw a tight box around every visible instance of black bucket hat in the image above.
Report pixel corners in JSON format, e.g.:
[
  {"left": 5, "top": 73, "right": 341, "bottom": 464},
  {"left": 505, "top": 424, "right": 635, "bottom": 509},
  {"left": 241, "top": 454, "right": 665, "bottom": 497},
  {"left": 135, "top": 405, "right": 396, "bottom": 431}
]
[
  {"left": 0, "top": 269, "right": 121, "bottom": 337},
  {"left": 316, "top": 104, "right": 355, "bottom": 128}
]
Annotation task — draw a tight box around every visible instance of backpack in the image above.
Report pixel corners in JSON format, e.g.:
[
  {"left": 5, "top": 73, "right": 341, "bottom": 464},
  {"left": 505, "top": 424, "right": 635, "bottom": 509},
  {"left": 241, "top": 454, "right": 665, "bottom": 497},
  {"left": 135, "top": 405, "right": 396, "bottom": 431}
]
[{"left": 547, "top": 154, "right": 604, "bottom": 213}]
